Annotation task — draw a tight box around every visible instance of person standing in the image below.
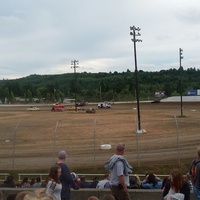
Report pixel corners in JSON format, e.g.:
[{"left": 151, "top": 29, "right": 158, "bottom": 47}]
[
  {"left": 189, "top": 146, "right": 200, "bottom": 200},
  {"left": 104, "top": 143, "right": 132, "bottom": 200},
  {"left": 56, "top": 150, "right": 79, "bottom": 200},
  {"left": 46, "top": 164, "right": 62, "bottom": 200}
]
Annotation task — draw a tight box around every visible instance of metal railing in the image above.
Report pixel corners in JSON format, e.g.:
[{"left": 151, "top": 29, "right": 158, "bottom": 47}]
[
  {"left": 0, "top": 173, "right": 10, "bottom": 182},
  {"left": 17, "top": 173, "right": 169, "bottom": 182}
]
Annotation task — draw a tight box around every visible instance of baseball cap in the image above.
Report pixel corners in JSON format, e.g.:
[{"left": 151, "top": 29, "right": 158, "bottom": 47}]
[{"left": 58, "top": 150, "right": 67, "bottom": 159}]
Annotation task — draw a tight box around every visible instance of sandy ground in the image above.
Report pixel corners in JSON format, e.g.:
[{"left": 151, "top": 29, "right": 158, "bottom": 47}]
[{"left": 0, "top": 101, "right": 200, "bottom": 173}]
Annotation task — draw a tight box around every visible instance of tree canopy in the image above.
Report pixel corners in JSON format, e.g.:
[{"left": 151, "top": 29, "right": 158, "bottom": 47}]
[{"left": 0, "top": 68, "right": 199, "bottom": 103}]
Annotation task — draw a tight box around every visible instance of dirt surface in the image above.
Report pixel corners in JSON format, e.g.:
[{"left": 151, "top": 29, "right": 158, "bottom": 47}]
[{"left": 0, "top": 102, "right": 200, "bottom": 174}]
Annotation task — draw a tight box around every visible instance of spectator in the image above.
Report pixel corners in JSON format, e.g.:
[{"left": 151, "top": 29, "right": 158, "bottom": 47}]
[
  {"left": 15, "top": 191, "right": 33, "bottom": 200},
  {"left": 101, "top": 194, "right": 115, "bottom": 200},
  {"left": 0, "top": 190, "right": 3, "bottom": 200},
  {"left": 30, "top": 178, "right": 36, "bottom": 187},
  {"left": 19, "top": 188, "right": 54, "bottom": 200},
  {"left": 163, "top": 168, "right": 190, "bottom": 200},
  {"left": 5, "top": 194, "right": 17, "bottom": 200},
  {"left": 34, "top": 188, "right": 54, "bottom": 199},
  {"left": 189, "top": 145, "right": 200, "bottom": 200},
  {"left": 70, "top": 172, "right": 81, "bottom": 187},
  {"left": 105, "top": 143, "right": 132, "bottom": 200},
  {"left": 87, "top": 196, "right": 99, "bottom": 200},
  {"left": 45, "top": 164, "right": 62, "bottom": 200},
  {"left": 80, "top": 176, "right": 90, "bottom": 188},
  {"left": 185, "top": 172, "right": 193, "bottom": 192},
  {"left": 96, "top": 173, "right": 110, "bottom": 189},
  {"left": 128, "top": 175, "right": 141, "bottom": 189},
  {"left": 56, "top": 150, "right": 79, "bottom": 200},
  {"left": 141, "top": 173, "right": 162, "bottom": 189},
  {"left": 33, "top": 177, "right": 42, "bottom": 188},
  {"left": 20, "top": 177, "right": 31, "bottom": 188},
  {"left": 90, "top": 176, "right": 99, "bottom": 188},
  {"left": 1, "top": 175, "right": 16, "bottom": 188},
  {"left": 161, "top": 176, "right": 169, "bottom": 190}
]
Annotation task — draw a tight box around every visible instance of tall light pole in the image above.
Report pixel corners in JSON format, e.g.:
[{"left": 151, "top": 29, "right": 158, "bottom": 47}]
[
  {"left": 71, "top": 60, "right": 79, "bottom": 112},
  {"left": 130, "top": 26, "right": 145, "bottom": 134},
  {"left": 179, "top": 48, "right": 184, "bottom": 117}
]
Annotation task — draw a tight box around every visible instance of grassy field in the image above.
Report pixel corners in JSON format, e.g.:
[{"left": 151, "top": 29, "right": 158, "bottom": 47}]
[{"left": 0, "top": 102, "right": 200, "bottom": 175}]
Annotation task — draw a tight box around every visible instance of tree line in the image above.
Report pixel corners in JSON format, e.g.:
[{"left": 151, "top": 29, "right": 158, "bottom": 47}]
[{"left": 0, "top": 67, "right": 199, "bottom": 104}]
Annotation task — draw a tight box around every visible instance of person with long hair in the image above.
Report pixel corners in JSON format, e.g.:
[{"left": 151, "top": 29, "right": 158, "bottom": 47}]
[
  {"left": 46, "top": 164, "right": 62, "bottom": 200},
  {"left": 163, "top": 169, "right": 190, "bottom": 200}
]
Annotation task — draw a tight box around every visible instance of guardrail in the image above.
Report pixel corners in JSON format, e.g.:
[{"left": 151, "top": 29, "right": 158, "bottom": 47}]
[
  {"left": 17, "top": 173, "right": 169, "bottom": 182},
  {"left": 0, "top": 173, "right": 10, "bottom": 182},
  {"left": 0, "top": 173, "right": 170, "bottom": 183},
  {"left": 17, "top": 174, "right": 48, "bottom": 182}
]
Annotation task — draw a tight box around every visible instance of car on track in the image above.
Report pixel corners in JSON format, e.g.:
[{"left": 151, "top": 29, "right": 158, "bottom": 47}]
[
  {"left": 51, "top": 104, "right": 65, "bottom": 111},
  {"left": 86, "top": 108, "right": 96, "bottom": 113},
  {"left": 98, "top": 102, "right": 111, "bottom": 108},
  {"left": 27, "top": 107, "right": 40, "bottom": 111},
  {"left": 66, "top": 106, "right": 84, "bottom": 111}
]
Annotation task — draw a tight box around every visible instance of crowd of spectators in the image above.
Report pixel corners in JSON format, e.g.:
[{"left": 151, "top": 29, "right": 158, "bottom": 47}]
[
  {"left": 0, "top": 171, "right": 193, "bottom": 200},
  {"left": 0, "top": 173, "right": 171, "bottom": 190},
  {"left": 0, "top": 176, "right": 45, "bottom": 189},
  {"left": 0, "top": 172, "right": 190, "bottom": 190}
]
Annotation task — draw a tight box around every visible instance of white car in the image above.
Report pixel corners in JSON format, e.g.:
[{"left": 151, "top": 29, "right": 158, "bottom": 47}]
[
  {"left": 98, "top": 102, "right": 111, "bottom": 108},
  {"left": 27, "top": 107, "right": 40, "bottom": 111}
]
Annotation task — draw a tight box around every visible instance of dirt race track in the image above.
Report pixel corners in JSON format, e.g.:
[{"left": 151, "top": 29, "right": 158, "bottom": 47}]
[{"left": 0, "top": 101, "right": 200, "bottom": 174}]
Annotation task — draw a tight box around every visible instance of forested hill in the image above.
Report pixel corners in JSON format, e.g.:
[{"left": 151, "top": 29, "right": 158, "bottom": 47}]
[{"left": 0, "top": 68, "right": 199, "bottom": 103}]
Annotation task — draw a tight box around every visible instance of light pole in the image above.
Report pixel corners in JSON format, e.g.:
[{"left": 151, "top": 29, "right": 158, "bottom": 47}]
[
  {"left": 71, "top": 60, "right": 79, "bottom": 112},
  {"left": 53, "top": 87, "right": 56, "bottom": 102},
  {"left": 179, "top": 48, "right": 184, "bottom": 117},
  {"left": 130, "top": 26, "right": 145, "bottom": 134}
]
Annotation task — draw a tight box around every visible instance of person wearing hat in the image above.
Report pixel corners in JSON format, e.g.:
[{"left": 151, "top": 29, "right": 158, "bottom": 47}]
[
  {"left": 104, "top": 143, "right": 132, "bottom": 200},
  {"left": 56, "top": 150, "right": 79, "bottom": 200}
]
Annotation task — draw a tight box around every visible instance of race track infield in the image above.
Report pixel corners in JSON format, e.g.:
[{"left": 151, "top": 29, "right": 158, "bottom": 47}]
[{"left": 0, "top": 101, "right": 200, "bottom": 174}]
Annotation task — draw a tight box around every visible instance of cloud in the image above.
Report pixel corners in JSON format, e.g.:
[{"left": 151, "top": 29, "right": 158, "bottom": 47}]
[{"left": 0, "top": 0, "right": 199, "bottom": 79}]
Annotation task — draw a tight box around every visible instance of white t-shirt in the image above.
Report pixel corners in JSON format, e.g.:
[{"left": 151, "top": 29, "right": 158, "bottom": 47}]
[{"left": 96, "top": 179, "right": 110, "bottom": 189}]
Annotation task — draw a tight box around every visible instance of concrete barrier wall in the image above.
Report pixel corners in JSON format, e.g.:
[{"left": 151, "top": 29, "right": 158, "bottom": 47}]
[{"left": 1, "top": 188, "right": 195, "bottom": 200}]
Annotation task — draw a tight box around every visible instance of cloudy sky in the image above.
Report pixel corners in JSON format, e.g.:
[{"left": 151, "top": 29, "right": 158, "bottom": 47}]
[{"left": 0, "top": 0, "right": 199, "bottom": 79}]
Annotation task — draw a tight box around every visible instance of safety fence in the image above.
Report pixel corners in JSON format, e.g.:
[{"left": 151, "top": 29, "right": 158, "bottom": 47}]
[{"left": 0, "top": 105, "right": 199, "bottom": 171}]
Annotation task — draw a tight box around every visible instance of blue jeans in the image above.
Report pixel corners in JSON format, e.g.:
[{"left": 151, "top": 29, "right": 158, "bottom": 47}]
[{"left": 194, "top": 185, "right": 200, "bottom": 200}]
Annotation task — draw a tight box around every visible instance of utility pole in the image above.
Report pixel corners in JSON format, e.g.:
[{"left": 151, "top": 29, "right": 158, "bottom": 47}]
[
  {"left": 130, "top": 26, "right": 145, "bottom": 134},
  {"left": 53, "top": 87, "right": 56, "bottom": 102},
  {"left": 71, "top": 60, "right": 79, "bottom": 112},
  {"left": 179, "top": 48, "right": 184, "bottom": 117}
]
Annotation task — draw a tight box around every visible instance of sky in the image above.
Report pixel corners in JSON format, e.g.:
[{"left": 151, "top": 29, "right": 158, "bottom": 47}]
[{"left": 0, "top": 0, "right": 200, "bottom": 79}]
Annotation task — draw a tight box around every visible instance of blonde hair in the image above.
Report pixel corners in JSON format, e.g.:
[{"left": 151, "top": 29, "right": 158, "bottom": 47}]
[
  {"left": 0, "top": 190, "right": 3, "bottom": 200},
  {"left": 17, "top": 189, "right": 53, "bottom": 200},
  {"left": 15, "top": 191, "right": 34, "bottom": 200},
  {"left": 87, "top": 196, "right": 99, "bottom": 200},
  {"left": 23, "top": 193, "right": 36, "bottom": 200},
  {"left": 101, "top": 194, "right": 115, "bottom": 200}
]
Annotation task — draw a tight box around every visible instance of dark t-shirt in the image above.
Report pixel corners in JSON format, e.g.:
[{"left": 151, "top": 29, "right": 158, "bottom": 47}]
[
  {"left": 57, "top": 162, "right": 79, "bottom": 199},
  {"left": 163, "top": 179, "right": 190, "bottom": 200},
  {"left": 189, "top": 159, "right": 200, "bottom": 188}
]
